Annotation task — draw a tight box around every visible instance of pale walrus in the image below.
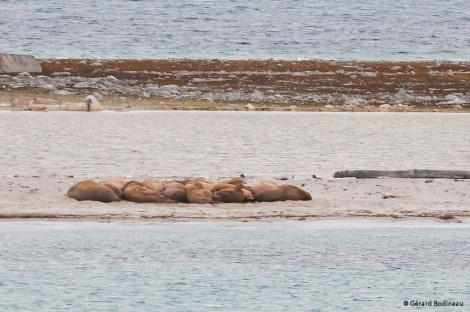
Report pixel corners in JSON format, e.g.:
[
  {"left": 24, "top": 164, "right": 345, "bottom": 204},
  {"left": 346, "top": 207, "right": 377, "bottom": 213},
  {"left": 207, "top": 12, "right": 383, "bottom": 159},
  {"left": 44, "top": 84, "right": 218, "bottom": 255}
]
[
  {"left": 162, "top": 181, "right": 187, "bottom": 203},
  {"left": 101, "top": 178, "right": 128, "bottom": 199},
  {"left": 142, "top": 178, "right": 164, "bottom": 193},
  {"left": 211, "top": 182, "right": 253, "bottom": 203},
  {"left": 246, "top": 181, "right": 312, "bottom": 202},
  {"left": 217, "top": 178, "right": 254, "bottom": 202},
  {"left": 67, "top": 180, "right": 121, "bottom": 203},
  {"left": 123, "top": 181, "right": 175, "bottom": 203}
]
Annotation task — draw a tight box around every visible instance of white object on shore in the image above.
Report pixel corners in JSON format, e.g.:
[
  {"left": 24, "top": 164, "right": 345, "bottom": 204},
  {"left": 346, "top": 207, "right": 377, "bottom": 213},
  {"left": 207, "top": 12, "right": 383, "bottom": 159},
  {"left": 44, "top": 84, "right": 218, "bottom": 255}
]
[
  {"left": 245, "top": 103, "right": 255, "bottom": 111},
  {"left": 61, "top": 95, "right": 102, "bottom": 111}
]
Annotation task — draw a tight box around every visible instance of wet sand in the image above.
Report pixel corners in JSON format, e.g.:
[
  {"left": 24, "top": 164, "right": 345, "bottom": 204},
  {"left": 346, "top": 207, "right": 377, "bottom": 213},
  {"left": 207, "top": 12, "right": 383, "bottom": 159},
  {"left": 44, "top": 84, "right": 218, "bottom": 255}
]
[
  {"left": 1, "top": 175, "right": 469, "bottom": 222},
  {"left": 1, "top": 59, "right": 470, "bottom": 112}
]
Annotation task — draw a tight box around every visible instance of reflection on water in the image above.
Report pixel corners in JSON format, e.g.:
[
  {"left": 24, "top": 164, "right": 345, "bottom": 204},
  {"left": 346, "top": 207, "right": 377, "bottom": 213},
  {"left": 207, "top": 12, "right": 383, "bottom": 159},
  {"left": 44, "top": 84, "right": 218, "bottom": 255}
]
[
  {"left": 1, "top": 111, "right": 469, "bottom": 179},
  {"left": 0, "top": 221, "right": 469, "bottom": 311}
]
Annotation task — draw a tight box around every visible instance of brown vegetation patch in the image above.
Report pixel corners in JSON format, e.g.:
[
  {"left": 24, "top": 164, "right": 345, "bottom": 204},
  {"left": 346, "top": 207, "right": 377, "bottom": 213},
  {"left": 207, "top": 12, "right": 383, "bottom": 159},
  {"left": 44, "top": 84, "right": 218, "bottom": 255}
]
[
  {"left": 2, "top": 58, "right": 469, "bottom": 111},
  {"left": 39, "top": 59, "right": 470, "bottom": 104}
]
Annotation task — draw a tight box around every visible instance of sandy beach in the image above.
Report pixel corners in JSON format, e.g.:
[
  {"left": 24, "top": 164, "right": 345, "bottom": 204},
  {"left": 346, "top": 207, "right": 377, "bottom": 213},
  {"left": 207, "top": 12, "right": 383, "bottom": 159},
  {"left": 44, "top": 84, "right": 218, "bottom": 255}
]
[{"left": 1, "top": 174, "right": 469, "bottom": 222}]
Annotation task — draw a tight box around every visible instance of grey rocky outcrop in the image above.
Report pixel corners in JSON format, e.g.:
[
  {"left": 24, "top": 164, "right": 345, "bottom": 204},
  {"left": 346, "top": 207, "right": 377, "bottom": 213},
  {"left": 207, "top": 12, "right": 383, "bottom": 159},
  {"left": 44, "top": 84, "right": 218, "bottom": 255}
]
[{"left": 0, "top": 53, "right": 42, "bottom": 74}]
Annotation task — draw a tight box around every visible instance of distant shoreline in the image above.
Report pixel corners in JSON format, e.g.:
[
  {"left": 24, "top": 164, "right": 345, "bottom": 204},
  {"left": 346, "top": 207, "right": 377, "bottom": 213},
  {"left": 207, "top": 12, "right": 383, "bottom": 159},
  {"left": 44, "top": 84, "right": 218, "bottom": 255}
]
[{"left": 1, "top": 59, "right": 469, "bottom": 112}]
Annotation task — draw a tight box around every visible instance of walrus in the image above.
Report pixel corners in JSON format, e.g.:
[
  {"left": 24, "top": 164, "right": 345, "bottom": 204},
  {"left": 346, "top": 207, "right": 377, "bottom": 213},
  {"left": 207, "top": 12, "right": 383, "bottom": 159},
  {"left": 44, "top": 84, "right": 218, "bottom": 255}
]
[
  {"left": 162, "top": 181, "right": 187, "bottom": 203},
  {"left": 212, "top": 183, "right": 244, "bottom": 203},
  {"left": 67, "top": 180, "right": 121, "bottom": 203},
  {"left": 142, "top": 178, "right": 164, "bottom": 193},
  {"left": 211, "top": 182, "right": 254, "bottom": 203},
  {"left": 219, "top": 178, "right": 247, "bottom": 188},
  {"left": 101, "top": 178, "right": 128, "bottom": 199},
  {"left": 218, "top": 178, "right": 254, "bottom": 202},
  {"left": 242, "top": 188, "right": 255, "bottom": 202},
  {"left": 246, "top": 181, "right": 312, "bottom": 202},
  {"left": 185, "top": 181, "right": 214, "bottom": 203},
  {"left": 123, "top": 181, "right": 175, "bottom": 203},
  {"left": 244, "top": 181, "right": 278, "bottom": 198},
  {"left": 176, "top": 177, "right": 214, "bottom": 186}
]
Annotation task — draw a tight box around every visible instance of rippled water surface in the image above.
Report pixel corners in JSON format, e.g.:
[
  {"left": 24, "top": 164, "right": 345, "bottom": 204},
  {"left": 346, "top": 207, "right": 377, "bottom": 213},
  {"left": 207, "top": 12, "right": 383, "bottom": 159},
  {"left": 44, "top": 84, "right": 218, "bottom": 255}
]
[
  {"left": 1, "top": 111, "right": 469, "bottom": 179},
  {"left": 1, "top": 0, "right": 469, "bottom": 60},
  {"left": 0, "top": 221, "right": 469, "bottom": 311}
]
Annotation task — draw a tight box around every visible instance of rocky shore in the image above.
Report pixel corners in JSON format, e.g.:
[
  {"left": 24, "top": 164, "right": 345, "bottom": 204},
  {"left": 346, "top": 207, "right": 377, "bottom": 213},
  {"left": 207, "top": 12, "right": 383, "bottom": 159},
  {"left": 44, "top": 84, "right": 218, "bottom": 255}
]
[{"left": 1, "top": 58, "right": 470, "bottom": 112}]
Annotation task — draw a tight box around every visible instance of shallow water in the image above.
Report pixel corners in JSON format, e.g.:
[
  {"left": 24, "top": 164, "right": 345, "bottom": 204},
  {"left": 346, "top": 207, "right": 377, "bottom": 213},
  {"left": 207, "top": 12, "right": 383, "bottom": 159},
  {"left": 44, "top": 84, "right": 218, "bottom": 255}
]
[
  {"left": 1, "top": 0, "right": 469, "bottom": 60},
  {"left": 0, "top": 220, "right": 469, "bottom": 311},
  {"left": 1, "top": 111, "right": 469, "bottom": 179}
]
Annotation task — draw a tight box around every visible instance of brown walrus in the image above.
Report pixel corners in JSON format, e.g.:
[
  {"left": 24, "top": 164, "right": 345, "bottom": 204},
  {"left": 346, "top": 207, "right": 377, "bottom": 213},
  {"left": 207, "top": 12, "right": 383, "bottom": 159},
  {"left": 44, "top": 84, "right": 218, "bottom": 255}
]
[
  {"left": 241, "top": 188, "right": 255, "bottom": 202},
  {"left": 218, "top": 178, "right": 254, "bottom": 202},
  {"left": 219, "top": 178, "right": 247, "bottom": 188},
  {"left": 176, "top": 177, "right": 214, "bottom": 186},
  {"left": 185, "top": 181, "right": 214, "bottom": 203},
  {"left": 162, "top": 181, "right": 187, "bottom": 203},
  {"left": 101, "top": 178, "right": 128, "bottom": 199},
  {"left": 246, "top": 181, "right": 312, "bottom": 202},
  {"left": 211, "top": 182, "right": 254, "bottom": 203},
  {"left": 67, "top": 180, "right": 121, "bottom": 203},
  {"left": 123, "top": 181, "right": 175, "bottom": 203}
]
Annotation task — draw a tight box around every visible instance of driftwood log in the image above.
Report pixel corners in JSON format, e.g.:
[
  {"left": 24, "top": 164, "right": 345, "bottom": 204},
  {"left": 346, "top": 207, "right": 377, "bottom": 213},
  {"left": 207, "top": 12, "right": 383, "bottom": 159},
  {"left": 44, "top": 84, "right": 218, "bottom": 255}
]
[{"left": 333, "top": 169, "right": 470, "bottom": 179}]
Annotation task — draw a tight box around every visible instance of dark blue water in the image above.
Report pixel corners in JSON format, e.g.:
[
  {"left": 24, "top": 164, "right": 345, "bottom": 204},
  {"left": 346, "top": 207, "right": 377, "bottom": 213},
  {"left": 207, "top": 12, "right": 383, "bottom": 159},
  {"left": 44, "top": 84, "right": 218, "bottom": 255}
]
[
  {"left": 0, "top": 220, "right": 469, "bottom": 311},
  {"left": 1, "top": 0, "right": 469, "bottom": 60}
]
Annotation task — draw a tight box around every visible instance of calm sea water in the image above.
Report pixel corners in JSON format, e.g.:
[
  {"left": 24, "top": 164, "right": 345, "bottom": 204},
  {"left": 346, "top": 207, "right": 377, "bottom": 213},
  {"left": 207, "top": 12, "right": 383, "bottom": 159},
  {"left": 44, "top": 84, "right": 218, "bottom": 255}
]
[
  {"left": 1, "top": 111, "right": 469, "bottom": 179},
  {"left": 0, "top": 220, "right": 469, "bottom": 311},
  {"left": 1, "top": 0, "right": 469, "bottom": 60}
]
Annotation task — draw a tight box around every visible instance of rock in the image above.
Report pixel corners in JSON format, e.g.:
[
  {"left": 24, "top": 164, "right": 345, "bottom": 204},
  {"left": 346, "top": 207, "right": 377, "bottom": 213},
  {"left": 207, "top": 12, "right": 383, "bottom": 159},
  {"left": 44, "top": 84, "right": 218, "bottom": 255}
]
[
  {"left": 106, "top": 75, "right": 118, "bottom": 82},
  {"left": 51, "top": 72, "right": 71, "bottom": 76},
  {"left": 394, "top": 89, "right": 414, "bottom": 102},
  {"left": 54, "top": 90, "right": 73, "bottom": 96},
  {"left": 16, "top": 72, "right": 32, "bottom": 77},
  {"left": 245, "top": 103, "right": 256, "bottom": 111},
  {"left": 0, "top": 53, "right": 42, "bottom": 74},
  {"left": 324, "top": 104, "right": 335, "bottom": 110},
  {"left": 342, "top": 104, "right": 357, "bottom": 112},
  {"left": 361, "top": 72, "right": 377, "bottom": 77},
  {"left": 379, "top": 104, "right": 392, "bottom": 111},
  {"left": 159, "top": 84, "right": 179, "bottom": 91},
  {"left": 345, "top": 98, "right": 366, "bottom": 106},
  {"left": 73, "top": 82, "right": 90, "bottom": 89},
  {"left": 288, "top": 105, "right": 298, "bottom": 111}
]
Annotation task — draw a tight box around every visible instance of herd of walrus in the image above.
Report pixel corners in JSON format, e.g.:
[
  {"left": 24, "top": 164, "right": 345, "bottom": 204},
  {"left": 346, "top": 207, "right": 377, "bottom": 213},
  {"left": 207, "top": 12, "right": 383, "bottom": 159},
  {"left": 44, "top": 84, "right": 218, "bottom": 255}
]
[{"left": 67, "top": 177, "right": 312, "bottom": 204}]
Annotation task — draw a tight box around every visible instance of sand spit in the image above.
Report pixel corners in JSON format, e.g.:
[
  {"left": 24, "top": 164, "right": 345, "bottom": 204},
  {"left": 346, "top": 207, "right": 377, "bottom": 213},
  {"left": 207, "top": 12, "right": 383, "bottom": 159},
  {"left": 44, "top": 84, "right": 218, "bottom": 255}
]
[
  {"left": 1, "top": 175, "right": 469, "bottom": 222},
  {"left": 1, "top": 59, "right": 469, "bottom": 112}
]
